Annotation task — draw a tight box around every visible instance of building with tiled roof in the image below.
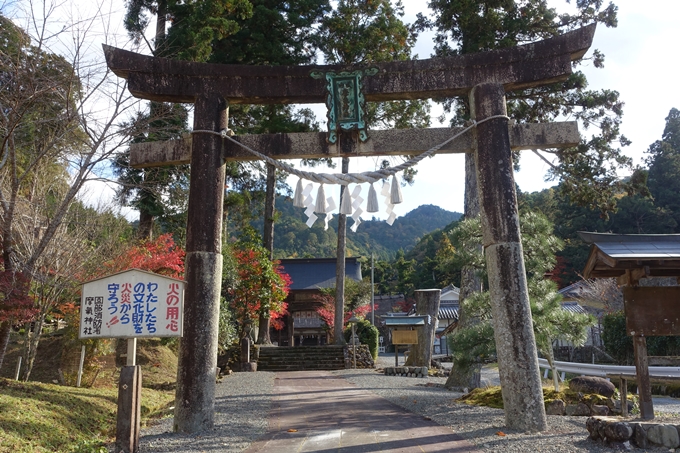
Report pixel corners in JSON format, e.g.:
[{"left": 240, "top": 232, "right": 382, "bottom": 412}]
[{"left": 271, "top": 258, "right": 362, "bottom": 346}]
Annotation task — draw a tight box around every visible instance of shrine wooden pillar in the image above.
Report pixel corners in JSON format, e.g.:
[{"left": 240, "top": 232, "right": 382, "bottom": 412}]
[
  {"left": 471, "top": 83, "right": 547, "bottom": 431},
  {"left": 174, "top": 93, "right": 227, "bottom": 432},
  {"left": 633, "top": 334, "right": 653, "bottom": 419}
]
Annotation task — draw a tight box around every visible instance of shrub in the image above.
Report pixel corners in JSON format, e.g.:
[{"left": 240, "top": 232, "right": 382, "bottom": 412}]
[
  {"left": 344, "top": 319, "right": 379, "bottom": 360},
  {"left": 602, "top": 311, "right": 633, "bottom": 364}
]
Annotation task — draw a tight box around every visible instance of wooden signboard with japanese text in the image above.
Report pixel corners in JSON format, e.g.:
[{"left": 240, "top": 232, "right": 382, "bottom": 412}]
[
  {"left": 80, "top": 269, "right": 185, "bottom": 339},
  {"left": 392, "top": 330, "right": 418, "bottom": 345},
  {"left": 624, "top": 286, "right": 680, "bottom": 336}
]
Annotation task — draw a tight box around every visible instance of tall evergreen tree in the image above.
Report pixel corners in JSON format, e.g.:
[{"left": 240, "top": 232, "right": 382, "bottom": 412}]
[
  {"left": 317, "top": 0, "right": 430, "bottom": 344},
  {"left": 116, "top": 0, "right": 206, "bottom": 240},
  {"left": 207, "top": 0, "right": 329, "bottom": 344},
  {"left": 422, "top": 0, "right": 629, "bottom": 214},
  {"left": 422, "top": 0, "right": 627, "bottom": 389},
  {"left": 155, "top": 0, "right": 329, "bottom": 342},
  {"left": 443, "top": 211, "right": 594, "bottom": 390},
  {"left": 646, "top": 108, "right": 680, "bottom": 229}
]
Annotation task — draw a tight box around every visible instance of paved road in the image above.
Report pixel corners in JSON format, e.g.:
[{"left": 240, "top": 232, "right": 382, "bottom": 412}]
[{"left": 243, "top": 371, "right": 482, "bottom": 453}]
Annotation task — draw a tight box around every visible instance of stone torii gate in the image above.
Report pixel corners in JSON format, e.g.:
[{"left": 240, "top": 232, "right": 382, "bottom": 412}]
[{"left": 104, "top": 24, "right": 596, "bottom": 433}]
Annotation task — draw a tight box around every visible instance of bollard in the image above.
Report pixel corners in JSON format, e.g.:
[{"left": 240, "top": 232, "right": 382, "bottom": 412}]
[
  {"left": 14, "top": 356, "right": 22, "bottom": 380},
  {"left": 76, "top": 345, "right": 86, "bottom": 387}
]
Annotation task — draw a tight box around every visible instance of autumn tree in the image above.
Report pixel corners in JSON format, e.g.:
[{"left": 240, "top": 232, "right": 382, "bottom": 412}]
[
  {"left": 225, "top": 230, "right": 290, "bottom": 339},
  {"left": 18, "top": 202, "right": 132, "bottom": 381},
  {"left": 102, "top": 233, "right": 185, "bottom": 279},
  {"left": 0, "top": 6, "right": 144, "bottom": 370},
  {"left": 314, "top": 277, "right": 374, "bottom": 343},
  {"left": 0, "top": 271, "right": 36, "bottom": 358}
]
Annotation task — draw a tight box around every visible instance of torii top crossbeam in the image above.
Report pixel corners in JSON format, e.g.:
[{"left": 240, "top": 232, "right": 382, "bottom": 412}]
[{"left": 103, "top": 25, "right": 594, "bottom": 104}]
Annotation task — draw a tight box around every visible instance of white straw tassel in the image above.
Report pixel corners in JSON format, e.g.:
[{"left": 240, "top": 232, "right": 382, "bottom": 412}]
[
  {"left": 390, "top": 175, "right": 403, "bottom": 204},
  {"left": 367, "top": 183, "right": 379, "bottom": 212},
  {"left": 340, "top": 186, "right": 353, "bottom": 215},
  {"left": 314, "top": 184, "right": 327, "bottom": 214},
  {"left": 293, "top": 178, "right": 305, "bottom": 207}
]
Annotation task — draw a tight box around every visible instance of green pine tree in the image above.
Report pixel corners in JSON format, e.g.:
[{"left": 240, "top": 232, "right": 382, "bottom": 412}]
[{"left": 443, "top": 211, "right": 595, "bottom": 389}]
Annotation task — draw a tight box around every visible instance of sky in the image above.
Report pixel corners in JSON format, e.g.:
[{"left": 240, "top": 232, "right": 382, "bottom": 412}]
[{"left": 7, "top": 0, "right": 679, "bottom": 223}]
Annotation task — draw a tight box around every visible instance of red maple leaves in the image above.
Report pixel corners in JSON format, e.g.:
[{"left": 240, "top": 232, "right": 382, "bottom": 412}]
[
  {"left": 0, "top": 270, "right": 38, "bottom": 323},
  {"left": 229, "top": 247, "right": 290, "bottom": 330},
  {"left": 102, "top": 233, "right": 185, "bottom": 279}
]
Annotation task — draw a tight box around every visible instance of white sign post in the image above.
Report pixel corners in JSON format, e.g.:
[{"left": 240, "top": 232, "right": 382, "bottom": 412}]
[{"left": 80, "top": 269, "right": 184, "bottom": 453}]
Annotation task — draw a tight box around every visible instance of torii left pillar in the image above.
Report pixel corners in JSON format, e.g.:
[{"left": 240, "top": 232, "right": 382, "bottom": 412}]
[{"left": 174, "top": 93, "right": 227, "bottom": 432}]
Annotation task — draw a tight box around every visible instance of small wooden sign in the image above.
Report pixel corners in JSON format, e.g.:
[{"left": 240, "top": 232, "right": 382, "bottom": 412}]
[{"left": 392, "top": 330, "right": 418, "bottom": 345}]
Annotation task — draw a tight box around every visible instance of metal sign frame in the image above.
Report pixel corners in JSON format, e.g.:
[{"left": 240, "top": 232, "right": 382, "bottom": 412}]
[{"left": 311, "top": 68, "right": 378, "bottom": 144}]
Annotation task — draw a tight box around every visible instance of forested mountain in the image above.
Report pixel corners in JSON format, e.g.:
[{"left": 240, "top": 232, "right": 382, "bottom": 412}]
[{"left": 241, "top": 197, "right": 461, "bottom": 260}]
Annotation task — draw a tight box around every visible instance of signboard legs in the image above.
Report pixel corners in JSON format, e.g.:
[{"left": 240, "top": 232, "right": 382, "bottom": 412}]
[
  {"left": 633, "top": 335, "right": 654, "bottom": 419},
  {"left": 127, "top": 338, "right": 137, "bottom": 366},
  {"left": 115, "top": 366, "right": 142, "bottom": 453},
  {"left": 76, "top": 345, "right": 86, "bottom": 387}
]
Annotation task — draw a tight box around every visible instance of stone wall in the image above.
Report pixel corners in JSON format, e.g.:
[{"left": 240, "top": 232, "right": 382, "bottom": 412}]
[
  {"left": 344, "top": 345, "right": 375, "bottom": 369},
  {"left": 383, "top": 366, "right": 429, "bottom": 378},
  {"left": 545, "top": 394, "right": 634, "bottom": 418},
  {"left": 587, "top": 417, "right": 680, "bottom": 450}
]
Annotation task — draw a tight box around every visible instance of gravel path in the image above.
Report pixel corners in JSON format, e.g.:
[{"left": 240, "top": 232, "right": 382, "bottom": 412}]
[
  {"left": 131, "top": 356, "right": 680, "bottom": 452},
  {"left": 137, "top": 371, "right": 276, "bottom": 453},
  {"left": 339, "top": 356, "right": 614, "bottom": 453}
]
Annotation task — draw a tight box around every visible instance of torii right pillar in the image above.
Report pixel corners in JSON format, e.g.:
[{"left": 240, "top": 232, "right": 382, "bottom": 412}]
[{"left": 472, "top": 83, "right": 548, "bottom": 431}]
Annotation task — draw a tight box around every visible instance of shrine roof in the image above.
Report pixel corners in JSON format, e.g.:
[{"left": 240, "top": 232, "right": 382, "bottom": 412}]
[
  {"left": 580, "top": 232, "right": 680, "bottom": 280},
  {"left": 383, "top": 316, "right": 427, "bottom": 326},
  {"left": 438, "top": 303, "right": 458, "bottom": 319},
  {"left": 279, "top": 258, "right": 362, "bottom": 291}
]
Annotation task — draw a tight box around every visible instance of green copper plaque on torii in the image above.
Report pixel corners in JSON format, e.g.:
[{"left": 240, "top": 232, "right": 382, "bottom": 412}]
[{"left": 311, "top": 68, "right": 378, "bottom": 144}]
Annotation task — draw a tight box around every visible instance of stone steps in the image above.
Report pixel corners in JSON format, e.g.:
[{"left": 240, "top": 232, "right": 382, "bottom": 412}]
[{"left": 257, "top": 346, "right": 346, "bottom": 371}]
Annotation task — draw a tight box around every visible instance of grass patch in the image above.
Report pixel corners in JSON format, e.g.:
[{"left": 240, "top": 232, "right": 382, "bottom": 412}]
[
  {"left": 0, "top": 336, "right": 177, "bottom": 451},
  {"left": 0, "top": 378, "right": 173, "bottom": 453},
  {"left": 0, "top": 336, "right": 177, "bottom": 453},
  {"left": 458, "top": 385, "right": 636, "bottom": 411},
  {"left": 458, "top": 386, "right": 505, "bottom": 408}
]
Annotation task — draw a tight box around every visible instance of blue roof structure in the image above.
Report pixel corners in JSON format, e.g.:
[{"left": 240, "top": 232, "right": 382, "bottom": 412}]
[
  {"left": 383, "top": 316, "right": 427, "bottom": 326},
  {"left": 279, "top": 258, "right": 362, "bottom": 290}
]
